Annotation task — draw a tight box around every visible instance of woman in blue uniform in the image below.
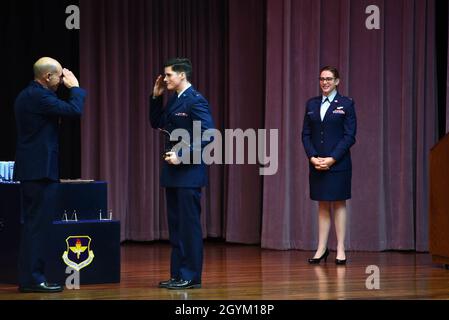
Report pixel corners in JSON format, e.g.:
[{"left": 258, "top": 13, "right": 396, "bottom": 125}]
[{"left": 302, "top": 66, "right": 357, "bottom": 265}]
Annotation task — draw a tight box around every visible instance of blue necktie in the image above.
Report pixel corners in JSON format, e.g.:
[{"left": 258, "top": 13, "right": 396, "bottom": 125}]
[{"left": 321, "top": 98, "right": 330, "bottom": 121}]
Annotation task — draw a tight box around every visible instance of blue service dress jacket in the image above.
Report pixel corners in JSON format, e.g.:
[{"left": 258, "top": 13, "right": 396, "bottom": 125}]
[
  {"left": 301, "top": 92, "right": 357, "bottom": 172},
  {"left": 14, "top": 81, "right": 86, "bottom": 181},
  {"left": 149, "top": 86, "right": 215, "bottom": 188}
]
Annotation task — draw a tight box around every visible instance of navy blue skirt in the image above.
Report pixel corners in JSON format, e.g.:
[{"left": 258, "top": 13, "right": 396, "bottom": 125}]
[{"left": 309, "top": 170, "right": 352, "bottom": 201}]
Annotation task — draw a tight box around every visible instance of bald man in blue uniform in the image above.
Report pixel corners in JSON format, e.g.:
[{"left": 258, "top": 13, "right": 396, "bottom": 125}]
[{"left": 14, "top": 57, "right": 86, "bottom": 292}]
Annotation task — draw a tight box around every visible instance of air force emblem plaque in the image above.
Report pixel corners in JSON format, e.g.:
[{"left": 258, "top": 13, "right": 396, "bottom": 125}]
[{"left": 62, "top": 236, "right": 95, "bottom": 271}]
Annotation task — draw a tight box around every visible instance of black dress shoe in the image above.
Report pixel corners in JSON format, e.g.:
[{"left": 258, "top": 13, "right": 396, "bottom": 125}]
[
  {"left": 308, "top": 248, "right": 329, "bottom": 264},
  {"left": 335, "top": 258, "right": 347, "bottom": 265},
  {"left": 158, "top": 278, "right": 179, "bottom": 288},
  {"left": 19, "top": 282, "right": 63, "bottom": 293},
  {"left": 166, "top": 279, "right": 201, "bottom": 290}
]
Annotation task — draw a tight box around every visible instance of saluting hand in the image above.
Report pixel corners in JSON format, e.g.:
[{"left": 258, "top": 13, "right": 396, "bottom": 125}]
[
  {"left": 62, "top": 68, "right": 79, "bottom": 88},
  {"left": 153, "top": 75, "right": 165, "bottom": 97}
]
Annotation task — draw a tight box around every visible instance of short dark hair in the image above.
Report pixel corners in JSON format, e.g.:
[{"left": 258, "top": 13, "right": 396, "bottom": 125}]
[
  {"left": 320, "top": 66, "right": 340, "bottom": 79},
  {"left": 164, "top": 58, "right": 192, "bottom": 81}
]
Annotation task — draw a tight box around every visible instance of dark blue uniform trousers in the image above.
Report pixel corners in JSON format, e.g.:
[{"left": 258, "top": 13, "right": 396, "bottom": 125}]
[
  {"left": 18, "top": 180, "right": 57, "bottom": 287},
  {"left": 166, "top": 187, "right": 203, "bottom": 283}
]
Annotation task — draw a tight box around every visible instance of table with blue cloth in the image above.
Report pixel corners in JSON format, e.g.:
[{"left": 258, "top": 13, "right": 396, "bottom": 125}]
[{"left": 0, "top": 181, "right": 120, "bottom": 285}]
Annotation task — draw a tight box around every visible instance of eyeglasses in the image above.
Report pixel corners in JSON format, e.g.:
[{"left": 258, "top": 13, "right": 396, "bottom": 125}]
[{"left": 319, "top": 77, "right": 335, "bottom": 82}]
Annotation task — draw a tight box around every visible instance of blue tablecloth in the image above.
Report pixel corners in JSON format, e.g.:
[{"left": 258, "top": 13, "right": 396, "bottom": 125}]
[{"left": 0, "top": 181, "right": 120, "bottom": 285}]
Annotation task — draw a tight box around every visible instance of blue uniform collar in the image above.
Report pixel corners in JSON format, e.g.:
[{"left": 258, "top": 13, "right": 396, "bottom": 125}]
[{"left": 177, "top": 84, "right": 192, "bottom": 98}]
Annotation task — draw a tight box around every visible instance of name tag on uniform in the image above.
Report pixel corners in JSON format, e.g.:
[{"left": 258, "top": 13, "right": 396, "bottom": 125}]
[
  {"left": 333, "top": 109, "right": 345, "bottom": 114},
  {"left": 174, "top": 112, "right": 189, "bottom": 117}
]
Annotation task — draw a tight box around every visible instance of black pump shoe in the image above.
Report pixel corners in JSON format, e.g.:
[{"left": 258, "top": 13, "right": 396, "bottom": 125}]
[
  {"left": 335, "top": 258, "right": 347, "bottom": 265},
  {"left": 308, "top": 248, "right": 329, "bottom": 264}
]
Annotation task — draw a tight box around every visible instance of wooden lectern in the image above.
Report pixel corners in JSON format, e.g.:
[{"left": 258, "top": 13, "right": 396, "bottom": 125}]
[{"left": 429, "top": 133, "right": 449, "bottom": 268}]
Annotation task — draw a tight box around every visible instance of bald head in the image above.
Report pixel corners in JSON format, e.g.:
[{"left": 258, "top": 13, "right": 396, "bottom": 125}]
[
  {"left": 33, "top": 57, "right": 65, "bottom": 91},
  {"left": 33, "top": 57, "right": 62, "bottom": 80}
]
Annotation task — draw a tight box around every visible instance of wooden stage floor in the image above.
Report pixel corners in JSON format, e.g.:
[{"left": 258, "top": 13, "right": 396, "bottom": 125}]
[{"left": 1, "top": 241, "right": 449, "bottom": 300}]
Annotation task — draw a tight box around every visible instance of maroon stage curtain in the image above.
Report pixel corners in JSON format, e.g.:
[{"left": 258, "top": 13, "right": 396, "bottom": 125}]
[
  {"left": 79, "top": 0, "right": 264, "bottom": 243},
  {"left": 80, "top": 0, "right": 437, "bottom": 252},
  {"left": 262, "top": 0, "right": 436, "bottom": 251}
]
